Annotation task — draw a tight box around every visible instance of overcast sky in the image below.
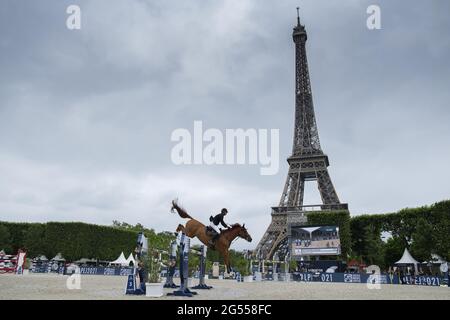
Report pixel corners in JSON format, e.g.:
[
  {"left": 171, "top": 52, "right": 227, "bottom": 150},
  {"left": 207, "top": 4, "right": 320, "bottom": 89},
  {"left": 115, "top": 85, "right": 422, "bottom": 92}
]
[{"left": 1, "top": 0, "right": 449, "bottom": 250}]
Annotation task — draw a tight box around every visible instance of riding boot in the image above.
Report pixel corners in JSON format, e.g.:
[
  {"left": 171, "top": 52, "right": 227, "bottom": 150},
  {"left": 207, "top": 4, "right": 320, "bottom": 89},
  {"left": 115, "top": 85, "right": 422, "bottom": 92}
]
[{"left": 208, "top": 234, "right": 219, "bottom": 249}]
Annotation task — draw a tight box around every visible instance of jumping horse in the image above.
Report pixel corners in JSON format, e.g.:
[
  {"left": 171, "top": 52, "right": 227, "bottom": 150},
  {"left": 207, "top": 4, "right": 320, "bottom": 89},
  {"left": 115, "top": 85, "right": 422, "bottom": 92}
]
[{"left": 170, "top": 200, "right": 252, "bottom": 273}]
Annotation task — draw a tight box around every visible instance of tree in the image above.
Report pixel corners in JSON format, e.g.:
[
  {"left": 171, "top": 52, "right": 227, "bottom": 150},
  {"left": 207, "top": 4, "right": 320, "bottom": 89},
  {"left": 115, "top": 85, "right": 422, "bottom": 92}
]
[
  {"left": 0, "top": 225, "right": 12, "bottom": 253},
  {"left": 23, "top": 224, "right": 46, "bottom": 258},
  {"left": 430, "top": 201, "right": 450, "bottom": 261},
  {"left": 111, "top": 221, "right": 175, "bottom": 254},
  {"left": 362, "top": 224, "right": 385, "bottom": 267},
  {"left": 410, "top": 218, "right": 434, "bottom": 262},
  {"left": 383, "top": 236, "right": 406, "bottom": 267}
]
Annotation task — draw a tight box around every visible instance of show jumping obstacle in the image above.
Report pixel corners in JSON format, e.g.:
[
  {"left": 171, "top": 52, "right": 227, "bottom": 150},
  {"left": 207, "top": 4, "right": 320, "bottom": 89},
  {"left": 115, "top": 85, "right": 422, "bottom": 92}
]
[
  {"left": 245, "top": 249, "right": 291, "bottom": 282},
  {"left": 163, "top": 240, "right": 179, "bottom": 289},
  {"left": 166, "top": 232, "right": 213, "bottom": 297},
  {"left": 125, "top": 232, "right": 147, "bottom": 295},
  {"left": 167, "top": 233, "right": 197, "bottom": 297},
  {"left": 191, "top": 245, "right": 213, "bottom": 290}
]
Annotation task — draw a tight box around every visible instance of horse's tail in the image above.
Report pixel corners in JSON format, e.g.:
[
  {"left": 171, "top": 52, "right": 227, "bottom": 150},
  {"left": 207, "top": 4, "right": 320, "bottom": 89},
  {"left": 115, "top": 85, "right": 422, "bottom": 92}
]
[{"left": 171, "top": 199, "right": 193, "bottom": 220}]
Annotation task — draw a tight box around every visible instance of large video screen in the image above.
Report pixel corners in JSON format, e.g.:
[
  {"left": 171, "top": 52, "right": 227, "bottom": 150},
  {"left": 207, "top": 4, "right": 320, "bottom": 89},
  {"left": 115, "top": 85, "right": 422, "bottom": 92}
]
[{"left": 291, "top": 225, "right": 341, "bottom": 256}]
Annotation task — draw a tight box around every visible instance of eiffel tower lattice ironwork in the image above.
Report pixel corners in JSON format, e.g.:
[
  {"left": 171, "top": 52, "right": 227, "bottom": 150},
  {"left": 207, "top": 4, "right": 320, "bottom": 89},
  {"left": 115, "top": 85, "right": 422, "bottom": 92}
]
[{"left": 255, "top": 9, "right": 348, "bottom": 260}]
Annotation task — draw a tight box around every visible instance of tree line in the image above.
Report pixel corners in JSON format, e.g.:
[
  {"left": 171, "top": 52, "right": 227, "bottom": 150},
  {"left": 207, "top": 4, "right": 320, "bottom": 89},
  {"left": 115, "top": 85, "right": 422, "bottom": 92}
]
[{"left": 350, "top": 200, "right": 450, "bottom": 268}]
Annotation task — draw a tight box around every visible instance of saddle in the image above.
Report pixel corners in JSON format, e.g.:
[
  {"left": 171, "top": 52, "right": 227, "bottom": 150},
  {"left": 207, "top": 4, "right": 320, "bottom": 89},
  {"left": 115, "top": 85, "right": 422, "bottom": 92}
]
[
  {"left": 205, "top": 226, "right": 219, "bottom": 238},
  {"left": 205, "top": 226, "right": 220, "bottom": 250}
]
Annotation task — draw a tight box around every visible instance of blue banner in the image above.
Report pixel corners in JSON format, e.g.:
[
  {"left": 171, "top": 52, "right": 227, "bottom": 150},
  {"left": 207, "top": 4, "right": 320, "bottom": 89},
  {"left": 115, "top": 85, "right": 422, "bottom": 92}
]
[
  {"left": 399, "top": 275, "right": 441, "bottom": 286},
  {"left": 30, "top": 264, "right": 133, "bottom": 276},
  {"left": 30, "top": 264, "right": 49, "bottom": 273},
  {"left": 30, "top": 262, "right": 65, "bottom": 274},
  {"left": 292, "top": 272, "right": 443, "bottom": 286},
  {"left": 74, "top": 266, "right": 134, "bottom": 276}
]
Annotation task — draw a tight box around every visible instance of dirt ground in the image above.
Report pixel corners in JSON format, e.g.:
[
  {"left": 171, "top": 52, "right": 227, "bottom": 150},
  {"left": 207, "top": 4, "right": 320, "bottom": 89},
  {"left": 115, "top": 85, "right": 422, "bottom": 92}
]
[{"left": 0, "top": 274, "right": 449, "bottom": 300}]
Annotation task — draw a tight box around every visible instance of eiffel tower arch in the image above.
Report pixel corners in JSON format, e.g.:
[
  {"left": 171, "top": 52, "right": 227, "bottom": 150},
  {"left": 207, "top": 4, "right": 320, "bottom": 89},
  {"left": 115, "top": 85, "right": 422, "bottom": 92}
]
[{"left": 255, "top": 9, "right": 348, "bottom": 260}]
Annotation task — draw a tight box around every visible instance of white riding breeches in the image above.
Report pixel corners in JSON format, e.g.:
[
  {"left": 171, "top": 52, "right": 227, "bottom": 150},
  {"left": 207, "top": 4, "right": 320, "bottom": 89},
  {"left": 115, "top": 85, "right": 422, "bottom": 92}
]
[{"left": 209, "top": 222, "right": 219, "bottom": 233}]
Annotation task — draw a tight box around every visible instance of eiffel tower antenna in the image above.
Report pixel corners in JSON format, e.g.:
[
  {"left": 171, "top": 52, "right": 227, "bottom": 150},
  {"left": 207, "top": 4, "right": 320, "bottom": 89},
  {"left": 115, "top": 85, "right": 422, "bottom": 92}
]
[{"left": 255, "top": 10, "right": 348, "bottom": 260}]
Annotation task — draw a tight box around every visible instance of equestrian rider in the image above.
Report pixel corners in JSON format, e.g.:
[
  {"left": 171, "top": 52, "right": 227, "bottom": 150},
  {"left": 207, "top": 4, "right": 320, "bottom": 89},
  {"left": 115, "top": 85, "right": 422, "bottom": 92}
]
[{"left": 208, "top": 208, "right": 230, "bottom": 247}]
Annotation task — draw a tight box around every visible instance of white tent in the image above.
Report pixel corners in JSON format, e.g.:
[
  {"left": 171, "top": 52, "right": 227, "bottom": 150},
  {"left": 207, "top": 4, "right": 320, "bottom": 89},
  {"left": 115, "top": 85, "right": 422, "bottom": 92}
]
[
  {"left": 422, "top": 254, "right": 446, "bottom": 264},
  {"left": 35, "top": 255, "right": 48, "bottom": 261},
  {"left": 126, "top": 253, "right": 137, "bottom": 267},
  {"left": 109, "top": 252, "right": 128, "bottom": 266},
  {"left": 325, "top": 266, "right": 338, "bottom": 273},
  {"left": 51, "top": 253, "right": 65, "bottom": 261},
  {"left": 395, "top": 248, "right": 419, "bottom": 273},
  {"left": 74, "top": 258, "right": 96, "bottom": 264},
  {"left": 395, "top": 248, "right": 419, "bottom": 265}
]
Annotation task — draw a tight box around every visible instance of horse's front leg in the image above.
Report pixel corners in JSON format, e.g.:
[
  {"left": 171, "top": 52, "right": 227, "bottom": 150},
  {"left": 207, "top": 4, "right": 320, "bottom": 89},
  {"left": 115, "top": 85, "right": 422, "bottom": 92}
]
[{"left": 223, "top": 250, "right": 232, "bottom": 274}]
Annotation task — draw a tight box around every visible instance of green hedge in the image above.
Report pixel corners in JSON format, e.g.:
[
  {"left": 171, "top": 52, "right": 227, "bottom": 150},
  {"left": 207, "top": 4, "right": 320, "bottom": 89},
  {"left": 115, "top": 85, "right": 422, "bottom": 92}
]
[
  {"left": 306, "top": 210, "right": 351, "bottom": 259},
  {"left": 0, "top": 221, "right": 139, "bottom": 261}
]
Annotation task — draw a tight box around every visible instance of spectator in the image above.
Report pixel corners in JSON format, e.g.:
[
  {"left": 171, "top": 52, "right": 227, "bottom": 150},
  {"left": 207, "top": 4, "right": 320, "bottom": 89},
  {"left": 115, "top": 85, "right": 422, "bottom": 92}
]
[{"left": 137, "top": 261, "right": 146, "bottom": 285}]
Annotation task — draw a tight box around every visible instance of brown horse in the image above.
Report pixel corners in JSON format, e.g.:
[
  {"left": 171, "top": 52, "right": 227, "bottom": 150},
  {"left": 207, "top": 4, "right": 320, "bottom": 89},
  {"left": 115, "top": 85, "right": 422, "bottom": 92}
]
[{"left": 170, "top": 200, "right": 252, "bottom": 273}]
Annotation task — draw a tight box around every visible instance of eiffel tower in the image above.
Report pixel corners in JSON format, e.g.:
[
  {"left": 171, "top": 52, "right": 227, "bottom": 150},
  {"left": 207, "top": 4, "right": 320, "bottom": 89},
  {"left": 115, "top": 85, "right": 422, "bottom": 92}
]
[{"left": 255, "top": 9, "right": 348, "bottom": 260}]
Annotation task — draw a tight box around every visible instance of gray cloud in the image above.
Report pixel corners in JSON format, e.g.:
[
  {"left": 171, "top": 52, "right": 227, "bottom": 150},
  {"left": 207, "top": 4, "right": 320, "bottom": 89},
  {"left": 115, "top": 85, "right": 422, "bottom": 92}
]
[{"left": 1, "top": 0, "right": 449, "bottom": 250}]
